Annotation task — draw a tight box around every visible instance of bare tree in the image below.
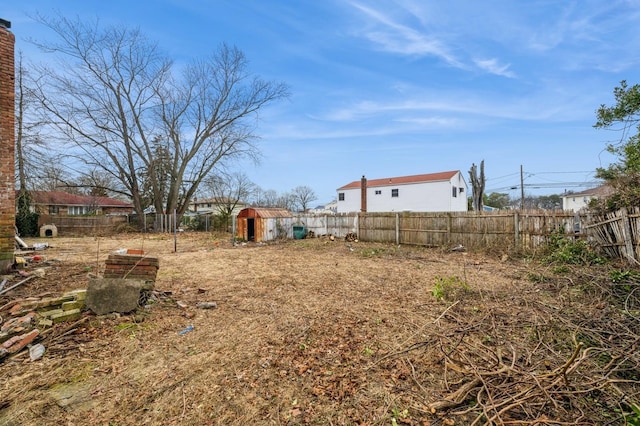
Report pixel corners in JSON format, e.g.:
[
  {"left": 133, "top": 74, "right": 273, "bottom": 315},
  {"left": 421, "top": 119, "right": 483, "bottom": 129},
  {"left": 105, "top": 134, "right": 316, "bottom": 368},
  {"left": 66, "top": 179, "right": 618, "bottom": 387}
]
[
  {"left": 71, "top": 169, "right": 124, "bottom": 197},
  {"left": 469, "top": 161, "right": 485, "bottom": 211},
  {"left": 276, "top": 192, "right": 296, "bottom": 211},
  {"left": 249, "top": 187, "right": 296, "bottom": 210},
  {"left": 35, "top": 164, "right": 66, "bottom": 192},
  {"left": 253, "top": 188, "right": 279, "bottom": 207},
  {"left": 15, "top": 52, "right": 47, "bottom": 191},
  {"left": 203, "top": 171, "right": 255, "bottom": 219},
  {"left": 291, "top": 185, "right": 317, "bottom": 212},
  {"left": 29, "top": 14, "right": 289, "bottom": 227}
]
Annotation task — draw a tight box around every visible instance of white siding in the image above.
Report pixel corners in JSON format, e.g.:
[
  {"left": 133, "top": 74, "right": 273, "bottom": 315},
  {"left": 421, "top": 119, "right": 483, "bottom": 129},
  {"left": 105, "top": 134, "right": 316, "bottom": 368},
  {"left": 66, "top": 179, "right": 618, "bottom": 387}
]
[
  {"left": 337, "top": 172, "right": 468, "bottom": 213},
  {"left": 337, "top": 188, "right": 361, "bottom": 213},
  {"left": 562, "top": 196, "right": 592, "bottom": 212},
  {"left": 262, "top": 217, "right": 294, "bottom": 240}
]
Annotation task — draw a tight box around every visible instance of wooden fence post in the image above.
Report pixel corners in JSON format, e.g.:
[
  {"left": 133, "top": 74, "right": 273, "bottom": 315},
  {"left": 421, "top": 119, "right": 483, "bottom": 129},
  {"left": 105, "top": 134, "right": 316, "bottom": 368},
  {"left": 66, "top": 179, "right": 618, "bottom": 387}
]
[
  {"left": 621, "top": 207, "right": 637, "bottom": 263},
  {"left": 514, "top": 211, "right": 520, "bottom": 249},
  {"left": 395, "top": 213, "right": 400, "bottom": 245}
]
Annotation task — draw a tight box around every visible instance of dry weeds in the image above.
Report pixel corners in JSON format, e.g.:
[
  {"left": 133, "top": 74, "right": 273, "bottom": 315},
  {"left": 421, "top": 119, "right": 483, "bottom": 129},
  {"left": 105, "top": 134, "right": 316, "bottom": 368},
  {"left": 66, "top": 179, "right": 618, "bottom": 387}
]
[{"left": 0, "top": 232, "right": 639, "bottom": 425}]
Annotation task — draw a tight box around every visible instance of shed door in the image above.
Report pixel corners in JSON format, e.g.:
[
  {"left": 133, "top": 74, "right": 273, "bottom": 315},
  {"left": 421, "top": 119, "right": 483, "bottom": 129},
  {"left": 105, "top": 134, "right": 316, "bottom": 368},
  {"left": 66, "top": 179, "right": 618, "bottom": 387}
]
[{"left": 247, "top": 218, "right": 255, "bottom": 241}]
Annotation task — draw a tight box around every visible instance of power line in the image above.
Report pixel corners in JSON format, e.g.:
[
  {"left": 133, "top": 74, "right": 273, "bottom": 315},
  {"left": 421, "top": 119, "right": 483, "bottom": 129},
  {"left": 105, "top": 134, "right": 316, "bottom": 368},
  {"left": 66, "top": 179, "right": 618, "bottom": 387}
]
[{"left": 486, "top": 181, "right": 601, "bottom": 193}]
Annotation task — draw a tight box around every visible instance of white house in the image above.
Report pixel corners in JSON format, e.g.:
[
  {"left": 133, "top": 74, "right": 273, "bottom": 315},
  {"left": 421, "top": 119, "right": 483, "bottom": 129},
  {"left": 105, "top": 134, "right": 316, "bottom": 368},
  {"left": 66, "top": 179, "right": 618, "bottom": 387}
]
[
  {"left": 188, "top": 197, "right": 247, "bottom": 216},
  {"left": 308, "top": 200, "right": 338, "bottom": 215},
  {"left": 336, "top": 171, "right": 468, "bottom": 213},
  {"left": 562, "top": 185, "right": 613, "bottom": 212}
]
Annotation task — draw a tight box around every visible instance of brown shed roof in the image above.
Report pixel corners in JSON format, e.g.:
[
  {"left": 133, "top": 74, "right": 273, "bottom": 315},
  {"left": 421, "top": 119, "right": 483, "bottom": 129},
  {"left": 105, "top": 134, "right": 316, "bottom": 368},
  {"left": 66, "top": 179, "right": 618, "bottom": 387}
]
[
  {"left": 338, "top": 171, "right": 460, "bottom": 190},
  {"left": 237, "top": 208, "right": 293, "bottom": 218}
]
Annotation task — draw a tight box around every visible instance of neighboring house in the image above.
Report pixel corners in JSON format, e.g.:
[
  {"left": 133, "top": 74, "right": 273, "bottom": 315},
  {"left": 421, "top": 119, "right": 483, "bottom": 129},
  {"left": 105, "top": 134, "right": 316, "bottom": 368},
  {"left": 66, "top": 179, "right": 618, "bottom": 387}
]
[
  {"left": 27, "top": 191, "right": 133, "bottom": 216},
  {"left": 188, "top": 197, "right": 247, "bottom": 216},
  {"left": 324, "top": 200, "right": 338, "bottom": 213},
  {"left": 336, "top": 171, "right": 468, "bottom": 213},
  {"left": 562, "top": 185, "right": 613, "bottom": 212},
  {"left": 308, "top": 200, "right": 338, "bottom": 214}
]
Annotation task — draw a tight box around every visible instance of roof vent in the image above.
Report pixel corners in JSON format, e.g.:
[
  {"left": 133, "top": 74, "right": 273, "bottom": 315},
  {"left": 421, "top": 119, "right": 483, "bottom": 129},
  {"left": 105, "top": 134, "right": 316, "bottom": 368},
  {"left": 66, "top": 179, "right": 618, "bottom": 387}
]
[{"left": 0, "top": 19, "right": 11, "bottom": 29}]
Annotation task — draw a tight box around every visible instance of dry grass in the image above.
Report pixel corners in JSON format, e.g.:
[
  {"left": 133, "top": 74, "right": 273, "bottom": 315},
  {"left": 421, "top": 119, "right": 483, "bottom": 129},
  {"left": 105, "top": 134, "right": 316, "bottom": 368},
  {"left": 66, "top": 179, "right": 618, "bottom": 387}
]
[{"left": 0, "top": 232, "right": 639, "bottom": 425}]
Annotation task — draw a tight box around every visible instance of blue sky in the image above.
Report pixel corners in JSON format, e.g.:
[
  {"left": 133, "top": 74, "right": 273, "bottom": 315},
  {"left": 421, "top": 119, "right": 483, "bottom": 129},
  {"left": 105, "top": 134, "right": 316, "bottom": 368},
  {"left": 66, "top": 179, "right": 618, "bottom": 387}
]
[{"left": 5, "top": 1, "right": 640, "bottom": 205}]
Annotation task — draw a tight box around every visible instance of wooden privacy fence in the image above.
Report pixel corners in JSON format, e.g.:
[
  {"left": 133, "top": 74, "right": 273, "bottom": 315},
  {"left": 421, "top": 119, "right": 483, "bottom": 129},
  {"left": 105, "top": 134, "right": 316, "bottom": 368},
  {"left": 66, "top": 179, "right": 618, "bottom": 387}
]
[
  {"left": 584, "top": 207, "right": 640, "bottom": 264},
  {"left": 38, "top": 215, "right": 128, "bottom": 236},
  {"left": 296, "top": 210, "right": 585, "bottom": 251},
  {"left": 295, "top": 214, "right": 359, "bottom": 238}
]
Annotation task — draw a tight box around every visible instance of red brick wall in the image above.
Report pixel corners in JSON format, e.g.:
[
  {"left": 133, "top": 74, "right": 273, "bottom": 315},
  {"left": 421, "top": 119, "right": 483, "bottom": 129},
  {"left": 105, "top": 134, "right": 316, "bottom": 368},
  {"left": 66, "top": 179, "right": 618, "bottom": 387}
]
[{"left": 0, "top": 23, "right": 15, "bottom": 272}]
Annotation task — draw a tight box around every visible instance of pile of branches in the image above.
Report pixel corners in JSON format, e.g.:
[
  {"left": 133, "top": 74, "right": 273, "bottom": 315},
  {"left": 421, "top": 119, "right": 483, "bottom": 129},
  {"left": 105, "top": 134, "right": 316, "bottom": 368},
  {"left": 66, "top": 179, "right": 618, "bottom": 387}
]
[{"left": 378, "top": 275, "right": 640, "bottom": 425}]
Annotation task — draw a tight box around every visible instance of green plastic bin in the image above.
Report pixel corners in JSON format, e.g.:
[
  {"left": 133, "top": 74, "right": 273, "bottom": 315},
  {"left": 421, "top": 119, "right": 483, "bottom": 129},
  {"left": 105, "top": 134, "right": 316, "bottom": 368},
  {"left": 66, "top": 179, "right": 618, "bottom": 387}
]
[{"left": 293, "top": 225, "right": 307, "bottom": 240}]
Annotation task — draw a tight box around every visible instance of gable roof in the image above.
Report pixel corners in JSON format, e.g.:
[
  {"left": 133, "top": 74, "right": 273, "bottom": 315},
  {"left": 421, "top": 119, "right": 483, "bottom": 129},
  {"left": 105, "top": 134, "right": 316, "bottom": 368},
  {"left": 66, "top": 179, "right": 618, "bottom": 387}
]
[
  {"left": 338, "top": 171, "right": 461, "bottom": 190},
  {"left": 28, "top": 191, "right": 133, "bottom": 208},
  {"left": 562, "top": 185, "right": 613, "bottom": 198}
]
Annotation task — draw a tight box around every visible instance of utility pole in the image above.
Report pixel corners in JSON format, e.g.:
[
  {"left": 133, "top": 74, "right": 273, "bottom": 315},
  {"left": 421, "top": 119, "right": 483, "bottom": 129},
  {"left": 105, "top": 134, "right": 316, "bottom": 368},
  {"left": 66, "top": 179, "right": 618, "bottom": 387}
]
[{"left": 520, "top": 165, "right": 525, "bottom": 210}]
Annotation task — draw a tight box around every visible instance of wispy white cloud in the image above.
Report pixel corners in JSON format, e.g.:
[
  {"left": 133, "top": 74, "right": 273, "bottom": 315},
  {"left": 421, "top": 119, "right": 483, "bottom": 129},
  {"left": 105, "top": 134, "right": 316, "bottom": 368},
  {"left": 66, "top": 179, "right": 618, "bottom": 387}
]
[
  {"left": 473, "top": 58, "right": 515, "bottom": 78},
  {"left": 311, "top": 97, "right": 525, "bottom": 123},
  {"left": 347, "top": 2, "right": 464, "bottom": 68},
  {"left": 346, "top": 1, "right": 527, "bottom": 78},
  {"left": 392, "top": 116, "right": 459, "bottom": 127}
]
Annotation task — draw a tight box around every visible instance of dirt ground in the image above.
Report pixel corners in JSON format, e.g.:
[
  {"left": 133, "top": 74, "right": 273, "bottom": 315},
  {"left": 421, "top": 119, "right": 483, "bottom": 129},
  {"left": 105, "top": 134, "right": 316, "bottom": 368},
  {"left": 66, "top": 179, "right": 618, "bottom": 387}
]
[{"left": 0, "top": 232, "right": 638, "bottom": 425}]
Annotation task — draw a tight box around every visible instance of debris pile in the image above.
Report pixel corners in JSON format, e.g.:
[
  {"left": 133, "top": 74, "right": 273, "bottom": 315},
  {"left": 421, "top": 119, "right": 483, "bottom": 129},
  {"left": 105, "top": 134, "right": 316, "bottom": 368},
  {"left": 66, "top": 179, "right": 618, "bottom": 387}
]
[
  {"left": 1, "top": 247, "right": 161, "bottom": 362},
  {"left": 1, "top": 289, "right": 87, "bottom": 361},
  {"left": 345, "top": 232, "right": 358, "bottom": 242}
]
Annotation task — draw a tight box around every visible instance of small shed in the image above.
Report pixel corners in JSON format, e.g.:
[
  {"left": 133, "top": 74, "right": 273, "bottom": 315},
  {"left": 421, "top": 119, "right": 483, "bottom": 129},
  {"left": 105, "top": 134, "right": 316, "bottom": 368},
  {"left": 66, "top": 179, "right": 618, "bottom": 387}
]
[{"left": 236, "top": 208, "right": 294, "bottom": 242}]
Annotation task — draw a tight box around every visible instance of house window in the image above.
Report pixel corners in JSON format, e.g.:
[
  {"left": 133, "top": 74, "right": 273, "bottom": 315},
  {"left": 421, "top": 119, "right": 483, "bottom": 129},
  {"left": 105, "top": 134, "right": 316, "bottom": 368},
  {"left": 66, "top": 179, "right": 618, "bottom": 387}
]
[
  {"left": 452, "top": 187, "right": 458, "bottom": 197},
  {"left": 68, "top": 206, "right": 86, "bottom": 216},
  {"left": 459, "top": 187, "right": 464, "bottom": 194},
  {"left": 375, "top": 190, "right": 382, "bottom": 195},
  {"left": 49, "top": 206, "right": 59, "bottom": 215},
  {"left": 391, "top": 189, "right": 399, "bottom": 197},
  {"left": 338, "top": 192, "right": 345, "bottom": 201}
]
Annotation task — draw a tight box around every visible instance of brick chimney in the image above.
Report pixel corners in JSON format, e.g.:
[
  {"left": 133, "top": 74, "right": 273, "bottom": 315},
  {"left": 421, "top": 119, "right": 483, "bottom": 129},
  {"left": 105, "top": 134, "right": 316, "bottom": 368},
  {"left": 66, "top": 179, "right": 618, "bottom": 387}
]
[
  {"left": 360, "top": 175, "right": 367, "bottom": 213},
  {"left": 0, "top": 18, "right": 15, "bottom": 273}
]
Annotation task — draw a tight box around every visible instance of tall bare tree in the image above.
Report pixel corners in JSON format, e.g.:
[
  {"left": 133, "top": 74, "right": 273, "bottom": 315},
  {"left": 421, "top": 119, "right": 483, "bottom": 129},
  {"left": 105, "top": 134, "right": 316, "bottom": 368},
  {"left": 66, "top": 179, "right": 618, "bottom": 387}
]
[
  {"left": 291, "top": 185, "right": 317, "bottom": 212},
  {"left": 34, "top": 164, "right": 66, "bottom": 192},
  {"left": 71, "top": 169, "right": 123, "bottom": 197},
  {"left": 15, "top": 52, "right": 47, "bottom": 191},
  {"left": 30, "top": 14, "right": 289, "bottom": 227},
  {"left": 203, "top": 171, "right": 255, "bottom": 218},
  {"left": 469, "top": 160, "right": 485, "bottom": 211},
  {"left": 252, "top": 188, "right": 278, "bottom": 207}
]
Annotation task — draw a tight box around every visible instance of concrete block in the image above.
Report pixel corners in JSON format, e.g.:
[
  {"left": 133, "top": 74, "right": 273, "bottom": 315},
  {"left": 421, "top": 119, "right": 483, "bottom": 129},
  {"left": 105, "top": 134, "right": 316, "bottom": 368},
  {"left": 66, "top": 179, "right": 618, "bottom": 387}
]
[
  {"left": 38, "top": 308, "right": 64, "bottom": 318},
  {"left": 50, "top": 309, "right": 81, "bottom": 323},
  {"left": 38, "top": 319, "right": 53, "bottom": 327},
  {"left": 86, "top": 278, "right": 146, "bottom": 315},
  {"left": 61, "top": 300, "right": 85, "bottom": 311},
  {"left": 21, "top": 295, "right": 75, "bottom": 310},
  {"left": 64, "top": 289, "right": 87, "bottom": 301}
]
